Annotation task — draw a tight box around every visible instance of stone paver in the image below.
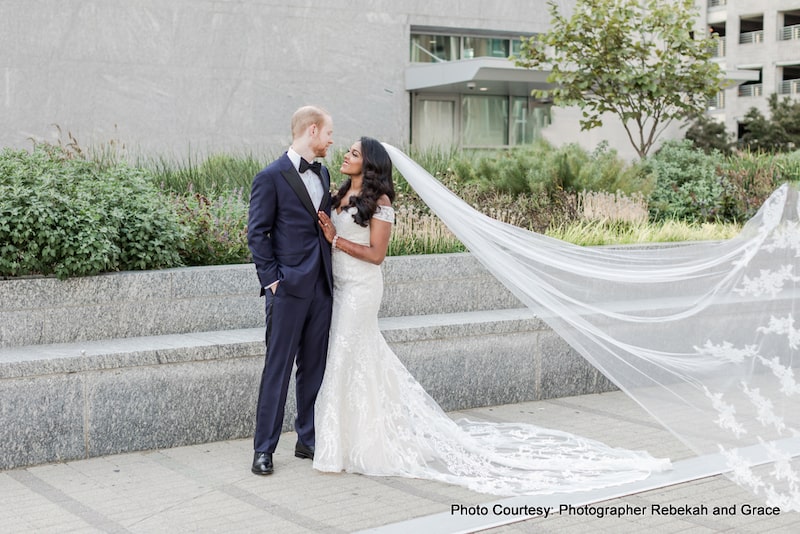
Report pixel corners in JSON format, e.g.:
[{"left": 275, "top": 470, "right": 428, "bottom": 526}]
[{"left": 1, "top": 390, "right": 798, "bottom": 533}]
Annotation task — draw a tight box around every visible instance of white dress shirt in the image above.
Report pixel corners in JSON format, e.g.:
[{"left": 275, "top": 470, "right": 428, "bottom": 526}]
[{"left": 287, "top": 147, "right": 324, "bottom": 209}]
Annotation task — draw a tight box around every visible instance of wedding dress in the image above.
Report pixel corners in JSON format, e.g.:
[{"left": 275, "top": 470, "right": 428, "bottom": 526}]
[{"left": 313, "top": 205, "right": 670, "bottom": 496}]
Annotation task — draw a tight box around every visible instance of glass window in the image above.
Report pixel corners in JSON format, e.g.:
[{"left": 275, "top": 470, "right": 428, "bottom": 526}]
[
  {"left": 462, "top": 95, "right": 508, "bottom": 146},
  {"left": 415, "top": 100, "right": 456, "bottom": 148},
  {"left": 462, "top": 37, "right": 510, "bottom": 59},
  {"left": 510, "top": 97, "right": 551, "bottom": 145},
  {"left": 410, "top": 34, "right": 459, "bottom": 62}
]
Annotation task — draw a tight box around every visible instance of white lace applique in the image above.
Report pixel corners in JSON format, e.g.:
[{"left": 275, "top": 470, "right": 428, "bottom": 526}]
[
  {"left": 718, "top": 442, "right": 800, "bottom": 512},
  {"left": 720, "top": 446, "right": 766, "bottom": 493},
  {"left": 757, "top": 356, "right": 800, "bottom": 396},
  {"left": 765, "top": 220, "right": 800, "bottom": 257},
  {"left": 740, "top": 382, "right": 786, "bottom": 434},
  {"left": 758, "top": 184, "right": 789, "bottom": 237},
  {"left": 704, "top": 387, "right": 747, "bottom": 437},
  {"left": 694, "top": 340, "right": 759, "bottom": 364},
  {"left": 761, "top": 439, "right": 798, "bottom": 485},
  {"left": 757, "top": 314, "right": 800, "bottom": 350},
  {"left": 735, "top": 265, "right": 800, "bottom": 298},
  {"left": 373, "top": 205, "right": 395, "bottom": 224}
]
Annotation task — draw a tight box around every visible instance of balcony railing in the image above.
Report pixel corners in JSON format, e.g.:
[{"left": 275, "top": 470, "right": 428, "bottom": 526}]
[
  {"left": 780, "top": 80, "right": 800, "bottom": 95},
  {"left": 708, "top": 91, "right": 725, "bottom": 110},
  {"left": 711, "top": 36, "right": 726, "bottom": 57},
  {"left": 709, "top": 0, "right": 726, "bottom": 7},
  {"left": 739, "top": 30, "right": 764, "bottom": 45},
  {"left": 783, "top": 24, "right": 800, "bottom": 41},
  {"left": 739, "top": 84, "right": 763, "bottom": 97}
]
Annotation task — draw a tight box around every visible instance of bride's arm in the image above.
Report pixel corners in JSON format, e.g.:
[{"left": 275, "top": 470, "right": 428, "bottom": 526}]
[{"left": 317, "top": 197, "right": 393, "bottom": 266}]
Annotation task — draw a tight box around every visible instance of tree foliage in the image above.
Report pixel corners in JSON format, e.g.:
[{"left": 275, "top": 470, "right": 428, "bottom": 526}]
[
  {"left": 740, "top": 93, "right": 800, "bottom": 153},
  {"left": 514, "top": 0, "right": 723, "bottom": 158},
  {"left": 684, "top": 113, "right": 733, "bottom": 155}
]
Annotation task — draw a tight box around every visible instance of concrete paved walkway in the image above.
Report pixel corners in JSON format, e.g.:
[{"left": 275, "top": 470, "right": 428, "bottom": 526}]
[{"left": 2, "top": 391, "right": 798, "bottom": 533}]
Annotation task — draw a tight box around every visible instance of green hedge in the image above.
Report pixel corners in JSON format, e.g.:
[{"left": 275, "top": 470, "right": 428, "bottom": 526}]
[
  {"left": 0, "top": 144, "right": 185, "bottom": 279},
  {"left": 3, "top": 139, "right": 797, "bottom": 280},
  {"left": 644, "top": 140, "right": 793, "bottom": 223},
  {"left": 644, "top": 140, "right": 727, "bottom": 222},
  {"left": 171, "top": 189, "right": 250, "bottom": 266}
]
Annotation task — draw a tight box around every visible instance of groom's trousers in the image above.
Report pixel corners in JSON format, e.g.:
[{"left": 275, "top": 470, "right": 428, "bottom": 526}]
[{"left": 253, "top": 269, "right": 332, "bottom": 454}]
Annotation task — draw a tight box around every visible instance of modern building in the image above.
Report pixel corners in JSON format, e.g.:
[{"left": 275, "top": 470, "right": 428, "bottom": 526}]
[
  {"left": 698, "top": 0, "right": 800, "bottom": 140},
  {"left": 1, "top": 1, "right": 769, "bottom": 161},
  {"left": 1, "top": 0, "right": 567, "bottom": 159},
  {"left": 405, "top": 27, "right": 555, "bottom": 150}
]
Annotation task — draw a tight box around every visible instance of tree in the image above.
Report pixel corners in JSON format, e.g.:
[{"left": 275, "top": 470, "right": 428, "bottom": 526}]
[
  {"left": 684, "top": 113, "right": 733, "bottom": 155},
  {"left": 514, "top": 0, "right": 723, "bottom": 158},
  {"left": 740, "top": 93, "right": 800, "bottom": 152}
]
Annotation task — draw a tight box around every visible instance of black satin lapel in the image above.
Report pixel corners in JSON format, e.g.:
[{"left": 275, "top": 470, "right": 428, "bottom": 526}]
[
  {"left": 280, "top": 169, "right": 317, "bottom": 220},
  {"left": 321, "top": 167, "right": 332, "bottom": 212}
]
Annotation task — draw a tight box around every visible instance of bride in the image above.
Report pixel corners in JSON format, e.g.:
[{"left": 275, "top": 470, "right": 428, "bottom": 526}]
[{"left": 314, "top": 137, "right": 670, "bottom": 496}]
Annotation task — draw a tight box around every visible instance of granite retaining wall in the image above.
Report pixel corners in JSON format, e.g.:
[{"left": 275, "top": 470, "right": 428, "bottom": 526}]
[{"left": 0, "top": 254, "right": 611, "bottom": 469}]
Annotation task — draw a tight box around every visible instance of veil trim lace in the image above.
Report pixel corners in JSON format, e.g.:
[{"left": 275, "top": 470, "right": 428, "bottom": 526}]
[{"left": 383, "top": 143, "right": 800, "bottom": 510}]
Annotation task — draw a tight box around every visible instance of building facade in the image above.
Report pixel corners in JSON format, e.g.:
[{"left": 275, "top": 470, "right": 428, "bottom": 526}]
[
  {"left": 2, "top": 1, "right": 773, "bottom": 161},
  {"left": 0, "top": 0, "right": 563, "bottom": 159},
  {"left": 698, "top": 0, "right": 800, "bottom": 140}
]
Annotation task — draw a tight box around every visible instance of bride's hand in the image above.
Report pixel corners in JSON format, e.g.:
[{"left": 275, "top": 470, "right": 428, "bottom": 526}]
[{"left": 318, "top": 211, "right": 336, "bottom": 243}]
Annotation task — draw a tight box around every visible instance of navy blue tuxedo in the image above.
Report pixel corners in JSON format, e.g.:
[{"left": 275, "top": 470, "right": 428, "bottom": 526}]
[
  {"left": 247, "top": 152, "right": 333, "bottom": 454},
  {"left": 248, "top": 153, "right": 333, "bottom": 297}
]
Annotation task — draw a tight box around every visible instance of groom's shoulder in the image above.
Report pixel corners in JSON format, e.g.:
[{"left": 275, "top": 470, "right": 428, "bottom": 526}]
[{"left": 256, "top": 152, "right": 290, "bottom": 178}]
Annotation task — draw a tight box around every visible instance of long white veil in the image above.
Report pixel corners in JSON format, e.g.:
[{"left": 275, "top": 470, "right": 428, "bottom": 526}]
[{"left": 383, "top": 143, "right": 800, "bottom": 510}]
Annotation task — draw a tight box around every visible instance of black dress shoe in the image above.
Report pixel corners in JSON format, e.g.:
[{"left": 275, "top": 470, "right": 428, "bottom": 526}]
[
  {"left": 294, "top": 441, "right": 315, "bottom": 460},
  {"left": 252, "top": 452, "right": 273, "bottom": 475}
]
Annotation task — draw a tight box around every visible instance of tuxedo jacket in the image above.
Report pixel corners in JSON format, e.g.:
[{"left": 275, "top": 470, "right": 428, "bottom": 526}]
[{"left": 247, "top": 152, "right": 333, "bottom": 298}]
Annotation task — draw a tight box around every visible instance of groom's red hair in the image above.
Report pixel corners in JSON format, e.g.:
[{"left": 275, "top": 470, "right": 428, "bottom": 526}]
[{"left": 291, "top": 105, "right": 330, "bottom": 140}]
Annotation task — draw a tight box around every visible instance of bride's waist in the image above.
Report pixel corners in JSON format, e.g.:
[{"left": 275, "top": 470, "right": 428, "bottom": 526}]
[
  {"left": 336, "top": 234, "right": 369, "bottom": 246},
  {"left": 333, "top": 252, "right": 382, "bottom": 274}
]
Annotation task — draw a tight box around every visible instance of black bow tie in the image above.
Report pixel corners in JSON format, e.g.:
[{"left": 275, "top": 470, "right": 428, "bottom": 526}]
[{"left": 299, "top": 158, "right": 322, "bottom": 177}]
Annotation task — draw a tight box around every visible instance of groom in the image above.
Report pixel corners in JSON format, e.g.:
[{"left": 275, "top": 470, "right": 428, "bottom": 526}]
[{"left": 247, "top": 105, "right": 335, "bottom": 475}]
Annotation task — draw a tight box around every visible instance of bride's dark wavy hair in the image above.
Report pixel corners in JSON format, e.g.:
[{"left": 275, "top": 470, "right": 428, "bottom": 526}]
[{"left": 332, "top": 137, "right": 395, "bottom": 227}]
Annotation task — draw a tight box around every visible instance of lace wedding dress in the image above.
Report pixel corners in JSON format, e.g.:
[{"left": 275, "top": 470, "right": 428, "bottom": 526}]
[{"left": 313, "top": 205, "right": 670, "bottom": 496}]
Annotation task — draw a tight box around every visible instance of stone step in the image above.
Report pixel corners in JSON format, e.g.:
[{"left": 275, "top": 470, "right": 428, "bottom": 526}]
[
  {"left": 0, "top": 254, "right": 521, "bottom": 348},
  {"left": 0, "top": 308, "right": 612, "bottom": 470}
]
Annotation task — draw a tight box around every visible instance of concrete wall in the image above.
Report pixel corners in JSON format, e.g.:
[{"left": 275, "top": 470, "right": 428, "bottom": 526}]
[
  {"left": 543, "top": 107, "right": 686, "bottom": 160},
  {"left": 0, "top": 254, "right": 522, "bottom": 348},
  {"left": 0, "top": 255, "right": 617, "bottom": 469},
  {"left": 0, "top": 0, "right": 553, "bottom": 158}
]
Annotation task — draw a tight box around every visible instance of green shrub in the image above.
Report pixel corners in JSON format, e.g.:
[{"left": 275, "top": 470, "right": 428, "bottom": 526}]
[
  {"left": 172, "top": 188, "right": 250, "bottom": 266},
  {"left": 4, "top": 139, "right": 789, "bottom": 280},
  {"left": 774, "top": 150, "right": 800, "bottom": 182},
  {"left": 643, "top": 139, "right": 727, "bottom": 222},
  {"left": 451, "top": 141, "right": 650, "bottom": 198},
  {"left": 0, "top": 144, "right": 184, "bottom": 279},
  {"left": 720, "top": 150, "right": 790, "bottom": 221},
  {"left": 574, "top": 142, "right": 654, "bottom": 196},
  {"left": 450, "top": 141, "right": 558, "bottom": 197}
]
